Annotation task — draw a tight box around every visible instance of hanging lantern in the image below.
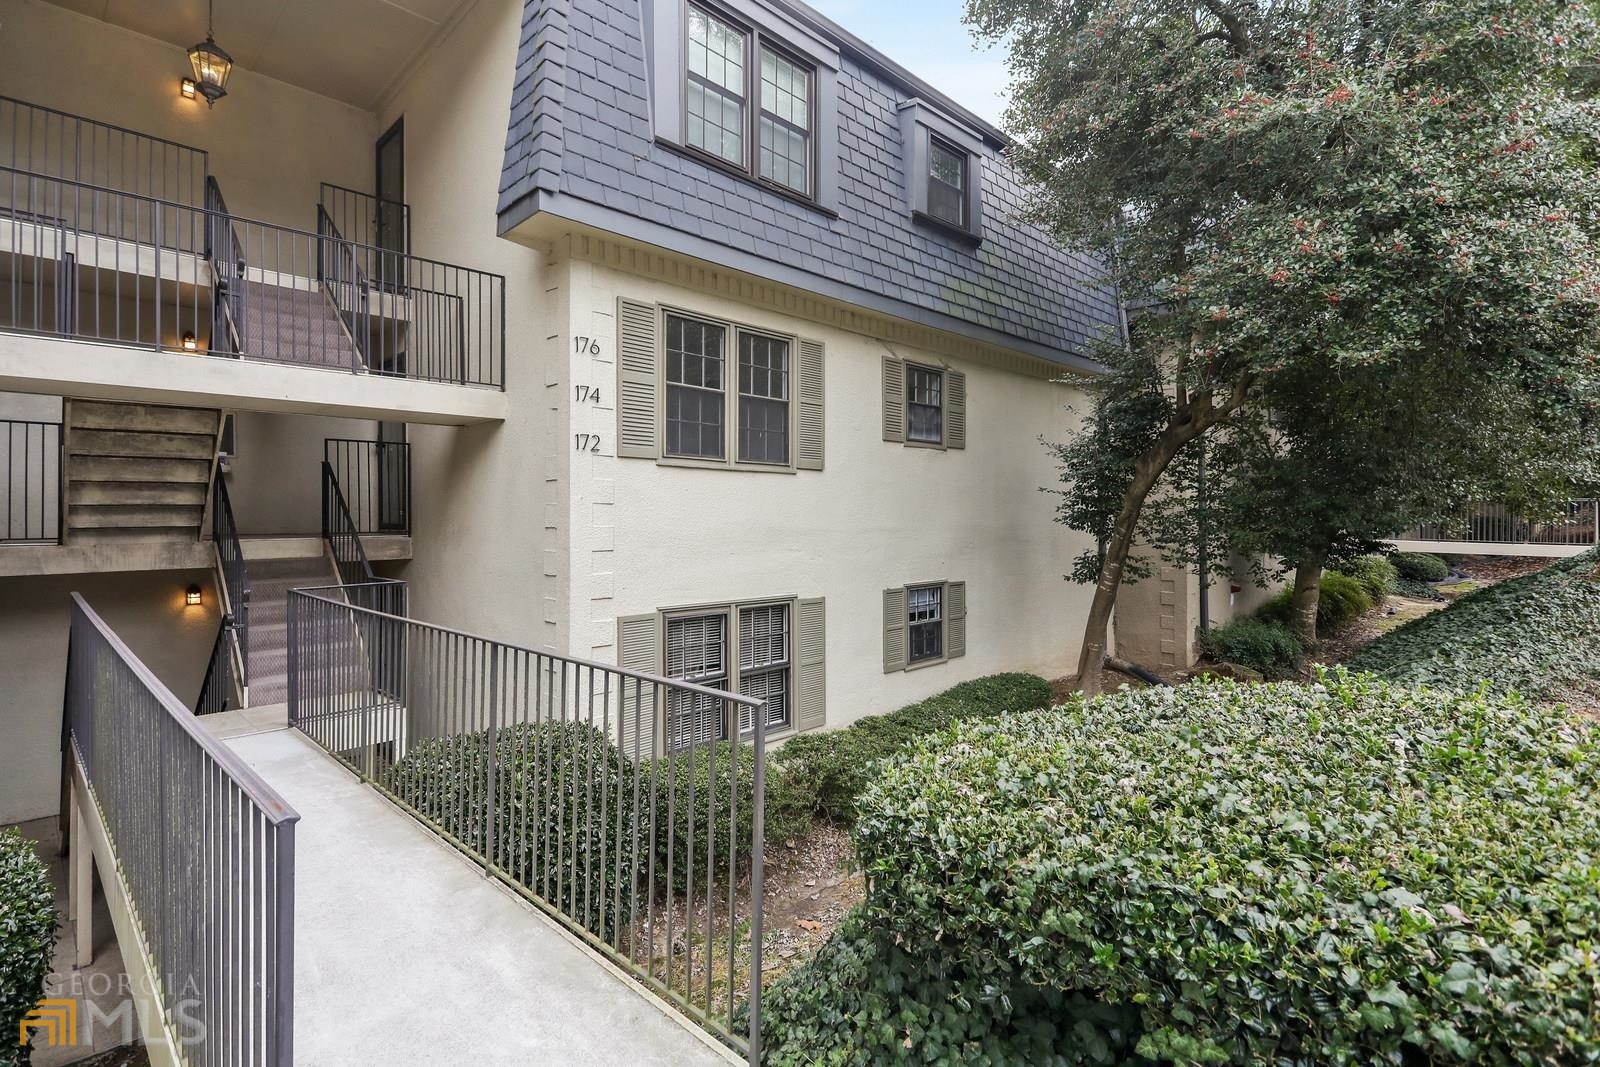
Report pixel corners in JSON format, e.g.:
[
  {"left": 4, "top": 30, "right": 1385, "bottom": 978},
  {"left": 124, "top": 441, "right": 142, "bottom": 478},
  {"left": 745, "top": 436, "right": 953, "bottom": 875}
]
[{"left": 186, "top": 0, "right": 233, "bottom": 108}]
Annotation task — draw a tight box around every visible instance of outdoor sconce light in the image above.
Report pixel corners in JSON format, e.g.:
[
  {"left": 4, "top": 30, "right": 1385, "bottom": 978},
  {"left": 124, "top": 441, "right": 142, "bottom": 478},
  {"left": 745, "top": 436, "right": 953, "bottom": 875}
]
[
  {"left": 180, "top": 78, "right": 198, "bottom": 100},
  {"left": 186, "top": 584, "right": 203, "bottom": 607},
  {"left": 181, "top": 331, "right": 198, "bottom": 351},
  {"left": 186, "top": 0, "right": 234, "bottom": 108}
]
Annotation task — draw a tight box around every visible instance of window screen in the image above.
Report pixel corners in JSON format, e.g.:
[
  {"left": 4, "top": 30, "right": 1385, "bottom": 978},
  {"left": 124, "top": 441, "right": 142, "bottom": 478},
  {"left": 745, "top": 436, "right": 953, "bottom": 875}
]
[
  {"left": 908, "top": 584, "right": 943, "bottom": 663},
  {"left": 665, "top": 314, "right": 727, "bottom": 459},
  {"left": 687, "top": 6, "right": 747, "bottom": 165},
  {"left": 758, "top": 48, "right": 811, "bottom": 194},
  {"left": 927, "top": 137, "right": 967, "bottom": 228},
  {"left": 906, "top": 365, "right": 943, "bottom": 444},
  {"left": 666, "top": 613, "right": 728, "bottom": 748},
  {"left": 738, "top": 331, "right": 790, "bottom": 464}
]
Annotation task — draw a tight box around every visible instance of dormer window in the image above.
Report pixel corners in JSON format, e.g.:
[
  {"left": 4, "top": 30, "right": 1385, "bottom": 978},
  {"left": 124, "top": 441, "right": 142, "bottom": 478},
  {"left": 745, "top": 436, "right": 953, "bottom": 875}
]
[
  {"left": 926, "top": 137, "right": 968, "bottom": 230},
  {"left": 898, "top": 98, "right": 985, "bottom": 242}
]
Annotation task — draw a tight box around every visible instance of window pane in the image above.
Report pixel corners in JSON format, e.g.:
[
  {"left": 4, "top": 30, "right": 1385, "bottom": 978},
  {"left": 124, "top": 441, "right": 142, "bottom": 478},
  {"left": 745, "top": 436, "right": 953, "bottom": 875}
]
[
  {"left": 906, "top": 366, "right": 943, "bottom": 444},
  {"left": 930, "top": 141, "right": 964, "bottom": 191},
  {"left": 927, "top": 139, "right": 967, "bottom": 227},
  {"left": 738, "top": 332, "right": 790, "bottom": 464},
  {"left": 908, "top": 585, "right": 943, "bottom": 663},
  {"left": 687, "top": 7, "right": 746, "bottom": 165},
  {"left": 739, "top": 604, "right": 790, "bottom": 732},
  {"left": 758, "top": 48, "right": 810, "bottom": 193},
  {"left": 666, "top": 315, "right": 726, "bottom": 459},
  {"left": 667, "top": 613, "right": 728, "bottom": 750}
]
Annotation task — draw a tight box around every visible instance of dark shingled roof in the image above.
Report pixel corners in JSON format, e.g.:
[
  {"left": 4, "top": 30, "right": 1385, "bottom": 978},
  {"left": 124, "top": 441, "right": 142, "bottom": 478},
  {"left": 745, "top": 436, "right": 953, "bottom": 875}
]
[{"left": 497, "top": 0, "right": 1123, "bottom": 367}]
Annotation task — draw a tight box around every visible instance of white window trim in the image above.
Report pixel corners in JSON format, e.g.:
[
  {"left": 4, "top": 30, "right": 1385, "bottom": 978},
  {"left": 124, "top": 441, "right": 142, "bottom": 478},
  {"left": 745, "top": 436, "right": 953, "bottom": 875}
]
[
  {"left": 658, "top": 305, "right": 800, "bottom": 472},
  {"left": 898, "top": 98, "right": 985, "bottom": 241},
  {"left": 644, "top": 0, "right": 841, "bottom": 212}
]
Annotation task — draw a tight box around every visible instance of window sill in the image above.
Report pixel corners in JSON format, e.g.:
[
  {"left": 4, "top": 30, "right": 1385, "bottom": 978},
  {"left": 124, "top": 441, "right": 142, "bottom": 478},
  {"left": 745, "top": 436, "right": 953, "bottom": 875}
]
[
  {"left": 911, "top": 210, "right": 982, "bottom": 246},
  {"left": 905, "top": 655, "right": 948, "bottom": 672},
  {"left": 903, "top": 438, "right": 947, "bottom": 451},
  {"left": 657, "top": 138, "right": 840, "bottom": 220},
  {"left": 657, "top": 455, "right": 798, "bottom": 475}
]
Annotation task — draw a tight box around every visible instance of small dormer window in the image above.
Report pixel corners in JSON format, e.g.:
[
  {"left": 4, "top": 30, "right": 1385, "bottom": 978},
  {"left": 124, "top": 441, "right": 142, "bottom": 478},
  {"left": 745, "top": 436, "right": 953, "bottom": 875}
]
[{"left": 926, "top": 137, "right": 968, "bottom": 230}]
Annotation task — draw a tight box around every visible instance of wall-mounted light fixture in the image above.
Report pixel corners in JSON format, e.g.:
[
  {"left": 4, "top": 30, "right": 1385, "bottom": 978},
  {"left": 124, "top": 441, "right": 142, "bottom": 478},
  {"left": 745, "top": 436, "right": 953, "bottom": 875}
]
[
  {"left": 186, "top": 0, "right": 234, "bottom": 108},
  {"left": 180, "top": 78, "right": 198, "bottom": 100},
  {"left": 186, "top": 584, "right": 203, "bottom": 607},
  {"left": 181, "top": 331, "right": 199, "bottom": 351}
]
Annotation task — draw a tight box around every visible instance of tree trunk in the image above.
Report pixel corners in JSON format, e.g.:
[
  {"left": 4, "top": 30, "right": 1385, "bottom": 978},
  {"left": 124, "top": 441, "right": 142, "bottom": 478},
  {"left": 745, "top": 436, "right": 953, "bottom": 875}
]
[
  {"left": 1289, "top": 551, "right": 1326, "bottom": 645},
  {"left": 1076, "top": 401, "right": 1233, "bottom": 695}
]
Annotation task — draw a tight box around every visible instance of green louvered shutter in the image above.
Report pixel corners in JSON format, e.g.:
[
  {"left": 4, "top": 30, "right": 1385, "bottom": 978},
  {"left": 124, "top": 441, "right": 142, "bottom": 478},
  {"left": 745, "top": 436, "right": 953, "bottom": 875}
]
[
  {"left": 796, "top": 339, "right": 825, "bottom": 470},
  {"left": 616, "top": 298, "right": 659, "bottom": 459},
  {"left": 617, "top": 613, "right": 661, "bottom": 757},
  {"left": 883, "top": 587, "right": 907, "bottom": 673},
  {"left": 946, "top": 581, "right": 967, "bottom": 658},
  {"left": 945, "top": 370, "right": 966, "bottom": 449},
  {"left": 795, "top": 598, "right": 826, "bottom": 731},
  {"left": 882, "top": 356, "right": 905, "bottom": 442}
]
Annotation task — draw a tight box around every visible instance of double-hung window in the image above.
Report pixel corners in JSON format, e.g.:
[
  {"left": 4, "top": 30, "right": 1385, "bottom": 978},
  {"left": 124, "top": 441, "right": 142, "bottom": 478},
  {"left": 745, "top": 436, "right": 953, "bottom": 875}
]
[
  {"left": 907, "top": 584, "right": 944, "bottom": 664},
  {"left": 684, "top": 4, "right": 815, "bottom": 198},
  {"left": 664, "top": 311, "right": 791, "bottom": 466},
  {"left": 665, "top": 603, "right": 791, "bottom": 750},
  {"left": 926, "top": 137, "right": 968, "bottom": 230},
  {"left": 906, "top": 364, "right": 944, "bottom": 445}
]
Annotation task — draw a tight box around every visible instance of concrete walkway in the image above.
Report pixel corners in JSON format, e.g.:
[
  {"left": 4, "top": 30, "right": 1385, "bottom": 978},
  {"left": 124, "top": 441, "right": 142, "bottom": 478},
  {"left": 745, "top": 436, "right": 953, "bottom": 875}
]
[{"left": 223, "top": 727, "right": 733, "bottom": 1067}]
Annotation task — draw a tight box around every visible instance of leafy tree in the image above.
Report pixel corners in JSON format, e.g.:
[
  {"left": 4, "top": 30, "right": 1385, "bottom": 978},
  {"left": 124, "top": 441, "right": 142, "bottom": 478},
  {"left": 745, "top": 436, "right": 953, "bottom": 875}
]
[{"left": 972, "top": 0, "right": 1600, "bottom": 691}]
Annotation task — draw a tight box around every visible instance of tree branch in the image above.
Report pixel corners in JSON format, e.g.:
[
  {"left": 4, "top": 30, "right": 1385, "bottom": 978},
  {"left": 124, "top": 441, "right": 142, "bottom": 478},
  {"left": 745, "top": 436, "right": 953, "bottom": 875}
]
[{"left": 1197, "top": 0, "right": 1250, "bottom": 56}]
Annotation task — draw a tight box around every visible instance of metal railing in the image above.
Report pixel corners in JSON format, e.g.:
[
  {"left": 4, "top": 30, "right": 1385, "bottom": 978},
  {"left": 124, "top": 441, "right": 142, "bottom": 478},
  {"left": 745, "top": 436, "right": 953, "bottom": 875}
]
[
  {"left": 0, "top": 166, "right": 507, "bottom": 387},
  {"left": 65, "top": 593, "right": 297, "bottom": 1065},
  {"left": 0, "top": 95, "right": 208, "bottom": 216},
  {"left": 2, "top": 418, "right": 62, "bottom": 543},
  {"left": 1403, "top": 500, "right": 1600, "bottom": 547},
  {"left": 212, "top": 471, "right": 250, "bottom": 689},
  {"left": 319, "top": 182, "right": 410, "bottom": 261},
  {"left": 286, "top": 591, "right": 768, "bottom": 1062},
  {"left": 324, "top": 438, "right": 410, "bottom": 535},
  {"left": 195, "top": 616, "right": 239, "bottom": 717}
]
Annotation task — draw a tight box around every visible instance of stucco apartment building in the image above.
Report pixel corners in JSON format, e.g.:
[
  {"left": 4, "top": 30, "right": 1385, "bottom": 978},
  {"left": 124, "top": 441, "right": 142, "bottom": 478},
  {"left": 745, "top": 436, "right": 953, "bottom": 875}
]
[{"left": 0, "top": 0, "right": 1135, "bottom": 828}]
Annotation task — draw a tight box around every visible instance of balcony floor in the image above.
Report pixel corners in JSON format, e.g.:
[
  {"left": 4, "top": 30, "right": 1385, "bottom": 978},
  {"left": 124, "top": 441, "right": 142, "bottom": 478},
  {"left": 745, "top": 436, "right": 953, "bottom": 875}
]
[{"left": 210, "top": 715, "right": 732, "bottom": 1067}]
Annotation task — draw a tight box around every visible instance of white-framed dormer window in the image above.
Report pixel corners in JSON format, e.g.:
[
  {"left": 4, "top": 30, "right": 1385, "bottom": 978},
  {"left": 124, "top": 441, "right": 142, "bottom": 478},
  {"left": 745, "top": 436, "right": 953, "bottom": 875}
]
[
  {"left": 898, "top": 98, "right": 985, "bottom": 241},
  {"left": 644, "top": 0, "right": 841, "bottom": 211}
]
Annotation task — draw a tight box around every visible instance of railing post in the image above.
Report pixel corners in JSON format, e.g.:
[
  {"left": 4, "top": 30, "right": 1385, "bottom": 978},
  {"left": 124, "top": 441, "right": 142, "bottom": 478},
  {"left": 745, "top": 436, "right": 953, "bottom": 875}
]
[
  {"left": 271, "top": 819, "right": 296, "bottom": 1067},
  {"left": 152, "top": 199, "right": 162, "bottom": 351},
  {"left": 748, "top": 697, "right": 766, "bottom": 1066},
  {"left": 484, "top": 647, "right": 499, "bottom": 875},
  {"left": 287, "top": 593, "right": 299, "bottom": 728}
]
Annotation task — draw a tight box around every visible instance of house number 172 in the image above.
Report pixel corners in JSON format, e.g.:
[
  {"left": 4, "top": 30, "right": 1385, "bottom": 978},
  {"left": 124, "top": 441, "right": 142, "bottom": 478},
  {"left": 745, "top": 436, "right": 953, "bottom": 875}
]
[{"left": 574, "top": 433, "right": 601, "bottom": 453}]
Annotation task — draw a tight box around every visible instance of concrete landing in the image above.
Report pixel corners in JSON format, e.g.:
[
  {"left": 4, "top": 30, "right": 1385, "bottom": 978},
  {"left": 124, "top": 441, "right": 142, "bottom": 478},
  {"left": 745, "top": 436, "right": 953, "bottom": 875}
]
[{"left": 223, "top": 729, "right": 733, "bottom": 1067}]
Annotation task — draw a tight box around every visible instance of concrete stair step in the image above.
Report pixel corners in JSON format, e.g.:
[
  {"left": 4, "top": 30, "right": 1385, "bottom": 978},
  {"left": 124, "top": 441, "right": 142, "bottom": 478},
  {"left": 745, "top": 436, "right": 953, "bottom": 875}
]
[
  {"left": 69, "top": 526, "right": 197, "bottom": 543},
  {"left": 69, "top": 504, "right": 204, "bottom": 529},
  {"left": 69, "top": 482, "right": 207, "bottom": 507},
  {"left": 68, "top": 429, "right": 215, "bottom": 460},
  {"left": 69, "top": 401, "right": 220, "bottom": 435},
  {"left": 67, "top": 455, "right": 211, "bottom": 483}
]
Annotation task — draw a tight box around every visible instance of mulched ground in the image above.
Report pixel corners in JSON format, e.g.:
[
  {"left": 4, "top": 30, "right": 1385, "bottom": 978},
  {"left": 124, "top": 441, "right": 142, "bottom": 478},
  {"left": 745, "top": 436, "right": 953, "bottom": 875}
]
[{"left": 61, "top": 1047, "right": 150, "bottom": 1067}]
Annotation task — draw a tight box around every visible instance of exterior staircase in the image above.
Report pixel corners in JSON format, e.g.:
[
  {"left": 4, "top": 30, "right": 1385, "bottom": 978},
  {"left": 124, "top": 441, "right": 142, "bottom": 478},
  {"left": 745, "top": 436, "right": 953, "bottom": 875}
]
[
  {"left": 65, "top": 400, "right": 220, "bottom": 543},
  {"left": 245, "top": 554, "right": 339, "bottom": 707},
  {"left": 238, "top": 279, "right": 365, "bottom": 371}
]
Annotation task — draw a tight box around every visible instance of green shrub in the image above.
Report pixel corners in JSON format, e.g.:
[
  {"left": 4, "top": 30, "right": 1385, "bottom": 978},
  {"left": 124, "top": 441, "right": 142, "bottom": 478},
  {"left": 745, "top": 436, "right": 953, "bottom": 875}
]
[
  {"left": 1194, "top": 617, "right": 1303, "bottom": 679},
  {"left": 647, "top": 742, "right": 812, "bottom": 891},
  {"left": 1257, "top": 570, "right": 1373, "bottom": 633},
  {"left": 384, "top": 721, "right": 643, "bottom": 939},
  {"left": 762, "top": 910, "right": 1141, "bottom": 1066},
  {"left": 1394, "top": 576, "right": 1446, "bottom": 601},
  {"left": 1350, "top": 547, "right": 1600, "bottom": 700},
  {"left": 1391, "top": 551, "right": 1449, "bottom": 583},
  {"left": 838, "top": 673, "right": 1600, "bottom": 1065},
  {"left": 772, "top": 673, "right": 1050, "bottom": 826},
  {"left": 1, "top": 829, "right": 54, "bottom": 1067},
  {"left": 1343, "top": 554, "right": 1398, "bottom": 601}
]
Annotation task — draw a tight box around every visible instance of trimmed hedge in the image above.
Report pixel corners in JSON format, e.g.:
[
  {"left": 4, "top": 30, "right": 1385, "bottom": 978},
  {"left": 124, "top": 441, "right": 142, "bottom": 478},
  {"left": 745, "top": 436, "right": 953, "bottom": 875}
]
[
  {"left": 2, "top": 829, "right": 54, "bottom": 1067},
  {"left": 384, "top": 721, "right": 644, "bottom": 938},
  {"left": 1258, "top": 570, "right": 1373, "bottom": 633},
  {"left": 772, "top": 674, "right": 1051, "bottom": 826},
  {"left": 1349, "top": 547, "right": 1600, "bottom": 700},
  {"left": 1391, "top": 551, "right": 1449, "bottom": 583},
  {"left": 1194, "top": 617, "right": 1303, "bottom": 679},
  {"left": 768, "top": 673, "right": 1600, "bottom": 1064}
]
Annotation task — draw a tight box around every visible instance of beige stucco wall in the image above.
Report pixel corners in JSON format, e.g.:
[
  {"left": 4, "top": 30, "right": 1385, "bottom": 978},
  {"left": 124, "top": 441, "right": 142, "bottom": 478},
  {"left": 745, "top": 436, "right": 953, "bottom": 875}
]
[
  {"left": 0, "top": 0, "right": 376, "bottom": 229},
  {"left": 556, "top": 251, "right": 1097, "bottom": 729},
  {"left": 226, "top": 411, "right": 381, "bottom": 536},
  {"left": 0, "top": 569, "right": 219, "bottom": 824}
]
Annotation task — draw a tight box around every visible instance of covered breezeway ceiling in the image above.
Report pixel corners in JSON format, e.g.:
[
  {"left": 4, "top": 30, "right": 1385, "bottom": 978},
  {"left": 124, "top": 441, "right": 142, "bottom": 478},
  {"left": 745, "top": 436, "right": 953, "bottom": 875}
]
[{"left": 40, "top": 0, "right": 473, "bottom": 110}]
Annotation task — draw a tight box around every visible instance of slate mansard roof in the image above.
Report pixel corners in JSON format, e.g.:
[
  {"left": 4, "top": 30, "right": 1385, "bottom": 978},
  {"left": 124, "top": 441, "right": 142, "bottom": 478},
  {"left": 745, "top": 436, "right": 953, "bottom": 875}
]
[{"left": 497, "top": 0, "right": 1123, "bottom": 368}]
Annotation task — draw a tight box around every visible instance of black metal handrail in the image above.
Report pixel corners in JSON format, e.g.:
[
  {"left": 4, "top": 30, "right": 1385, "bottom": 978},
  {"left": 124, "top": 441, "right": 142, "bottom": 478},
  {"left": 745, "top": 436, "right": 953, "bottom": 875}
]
[
  {"left": 324, "top": 437, "right": 411, "bottom": 535},
  {"left": 2, "top": 418, "right": 62, "bottom": 543},
  {"left": 0, "top": 165, "right": 507, "bottom": 387},
  {"left": 321, "top": 460, "right": 377, "bottom": 588},
  {"left": 195, "top": 614, "right": 238, "bottom": 716},
  {"left": 319, "top": 183, "right": 411, "bottom": 257},
  {"left": 212, "top": 470, "right": 250, "bottom": 686},
  {"left": 315, "top": 206, "right": 370, "bottom": 371},
  {"left": 65, "top": 593, "right": 297, "bottom": 1065}
]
